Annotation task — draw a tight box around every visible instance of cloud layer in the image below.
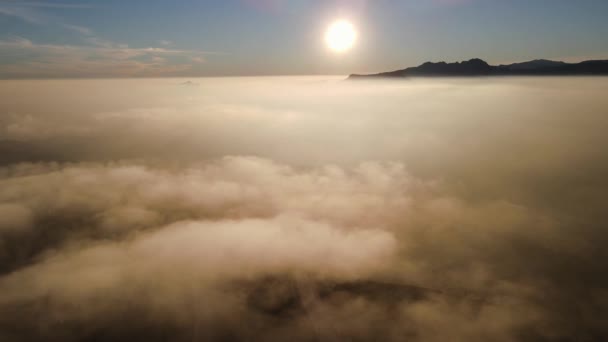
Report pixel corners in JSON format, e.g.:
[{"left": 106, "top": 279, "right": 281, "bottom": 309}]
[{"left": 1, "top": 77, "right": 608, "bottom": 341}]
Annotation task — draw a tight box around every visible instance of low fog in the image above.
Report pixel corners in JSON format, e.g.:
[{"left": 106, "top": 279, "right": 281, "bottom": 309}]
[{"left": 1, "top": 76, "right": 608, "bottom": 341}]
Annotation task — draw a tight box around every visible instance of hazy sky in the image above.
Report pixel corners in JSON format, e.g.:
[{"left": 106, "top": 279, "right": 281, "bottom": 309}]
[{"left": 1, "top": 0, "right": 608, "bottom": 77}]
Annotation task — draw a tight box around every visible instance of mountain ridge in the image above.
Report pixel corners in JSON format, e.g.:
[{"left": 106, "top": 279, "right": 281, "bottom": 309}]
[{"left": 349, "top": 58, "right": 608, "bottom": 79}]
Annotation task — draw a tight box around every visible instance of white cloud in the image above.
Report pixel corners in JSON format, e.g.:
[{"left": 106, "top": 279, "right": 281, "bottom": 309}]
[
  {"left": 0, "top": 37, "right": 212, "bottom": 78},
  {"left": 0, "top": 4, "right": 43, "bottom": 23},
  {"left": 63, "top": 23, "right": 92, "bottom": 35},
  {"left": 0, "top": 1, "right": 212, "bottom": 78},
  {"left": 1, "top": 77, "right": 607, "bottom": 340}
]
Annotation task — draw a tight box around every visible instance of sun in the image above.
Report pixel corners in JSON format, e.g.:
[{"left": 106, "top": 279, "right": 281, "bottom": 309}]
[{"left": 325, "top": 20, "right": 357, "bottom": 53}]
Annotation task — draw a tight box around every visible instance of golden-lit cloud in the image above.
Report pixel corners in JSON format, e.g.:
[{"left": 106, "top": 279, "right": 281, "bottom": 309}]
[{"left": 1, "top": 77, "right": 608, "bottom": 340}]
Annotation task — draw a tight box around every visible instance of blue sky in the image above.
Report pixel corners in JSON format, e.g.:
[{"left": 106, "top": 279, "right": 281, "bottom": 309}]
[{"left": 1, "top": 0, "right": 608, "bottom": 77}]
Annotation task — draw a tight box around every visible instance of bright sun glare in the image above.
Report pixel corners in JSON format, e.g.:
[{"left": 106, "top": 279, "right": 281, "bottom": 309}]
[{"left": 325, "top": 20, "right": 357, "bottom": 53}]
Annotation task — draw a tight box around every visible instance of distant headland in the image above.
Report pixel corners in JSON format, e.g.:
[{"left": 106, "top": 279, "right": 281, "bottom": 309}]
[{"left": 348, "top": 58, "right": 608, "bottom": 79}]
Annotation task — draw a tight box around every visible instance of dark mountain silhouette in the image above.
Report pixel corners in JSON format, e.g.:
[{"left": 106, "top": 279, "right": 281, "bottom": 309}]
[
  {"left": 501, "top": 59, "right": 567, "bottom": 71},
  {"left": 349, "top": 58, "right": 608, "bottom": 79}
]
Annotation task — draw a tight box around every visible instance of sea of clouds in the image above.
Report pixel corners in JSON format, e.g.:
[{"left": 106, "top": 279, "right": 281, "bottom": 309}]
[{"left": 1, "top": 76, "right": 607, "bottom": 341}]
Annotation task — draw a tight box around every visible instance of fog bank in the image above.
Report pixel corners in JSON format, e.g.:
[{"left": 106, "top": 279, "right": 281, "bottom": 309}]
[{"left": 1, "top": 77, "right": 608, "bottom": 341}]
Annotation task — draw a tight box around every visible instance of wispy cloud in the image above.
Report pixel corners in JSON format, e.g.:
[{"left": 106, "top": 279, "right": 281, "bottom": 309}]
[
  {"left": 0, "top": 1, "right": 219, "bottom": 77},
  {"left": 0, "top": 37, "right": 217, "bottom": 78},
  {"left": 0, "top": 0, "right": 93, "bottom": 30},
  {"left": 62, "top": 23, "right": 92, "bottom": 35},
  {"left": 0, "top": 1, "right": 95, "bottom": 9},
  {"left": 431, "top": 0, "right": 477, "bottom": 5},
  {"left": 0, "top": 3, "right": 43, "bottom": 23}
]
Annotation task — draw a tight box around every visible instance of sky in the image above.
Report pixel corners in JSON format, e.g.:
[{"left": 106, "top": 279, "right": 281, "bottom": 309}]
[{"left": 1, "top": 0, "right": 608, "bottom": 77}]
